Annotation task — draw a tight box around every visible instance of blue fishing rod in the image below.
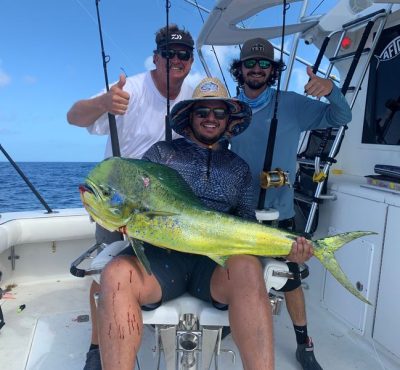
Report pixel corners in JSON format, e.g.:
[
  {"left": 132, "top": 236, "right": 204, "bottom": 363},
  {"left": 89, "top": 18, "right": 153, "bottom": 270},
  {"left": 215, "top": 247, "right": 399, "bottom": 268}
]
[
  {"left": 0, "top": 144, "right": 53, "bottom": 213},
  {"left": 94, "top": 0, "right": 121, "bottom": 157}
]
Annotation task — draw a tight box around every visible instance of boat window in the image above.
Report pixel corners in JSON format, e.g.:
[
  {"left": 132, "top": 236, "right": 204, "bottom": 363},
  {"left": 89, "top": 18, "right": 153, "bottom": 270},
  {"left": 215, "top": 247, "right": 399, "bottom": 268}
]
[{"left": 362, "top": 25, "right": 400, "bottom": 145}]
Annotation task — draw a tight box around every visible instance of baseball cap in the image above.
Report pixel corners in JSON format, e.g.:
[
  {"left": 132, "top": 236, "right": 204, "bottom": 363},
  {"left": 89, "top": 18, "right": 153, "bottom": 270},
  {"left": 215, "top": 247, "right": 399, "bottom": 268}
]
[
  {"left": 240, "top": 38, "right": 275, "bottom": 62},
  {"left": 156, "top": 29, "right": 194, "bottom": 50}
]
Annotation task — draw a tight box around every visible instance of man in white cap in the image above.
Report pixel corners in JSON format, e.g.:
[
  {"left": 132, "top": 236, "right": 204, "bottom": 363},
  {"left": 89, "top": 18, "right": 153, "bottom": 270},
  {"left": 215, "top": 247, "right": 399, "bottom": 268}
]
[
  {"left": 229, "top": 37, "right": 352, "bottom": 370},
  {"left": 96, "top": 77, "right": 314, "bottom": 370}
]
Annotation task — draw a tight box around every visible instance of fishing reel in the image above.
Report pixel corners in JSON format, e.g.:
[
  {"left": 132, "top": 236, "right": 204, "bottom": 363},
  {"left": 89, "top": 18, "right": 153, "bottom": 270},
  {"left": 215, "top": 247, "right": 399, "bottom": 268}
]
[{"left": 260, "top": 168, "right": 290, "bottom": 189}]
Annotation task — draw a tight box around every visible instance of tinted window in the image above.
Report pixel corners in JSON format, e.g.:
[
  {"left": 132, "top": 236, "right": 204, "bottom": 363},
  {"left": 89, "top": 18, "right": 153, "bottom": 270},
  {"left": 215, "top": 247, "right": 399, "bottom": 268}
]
[{"left": 362, "top": 25, "right": 400, "bottom": 145}]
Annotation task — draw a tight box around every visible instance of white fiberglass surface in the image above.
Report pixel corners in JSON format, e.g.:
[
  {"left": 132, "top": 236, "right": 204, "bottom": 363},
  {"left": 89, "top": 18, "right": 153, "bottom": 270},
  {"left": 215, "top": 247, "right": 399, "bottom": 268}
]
[{"left": 1, "top": 277, "right": 397, "bottom": 370}]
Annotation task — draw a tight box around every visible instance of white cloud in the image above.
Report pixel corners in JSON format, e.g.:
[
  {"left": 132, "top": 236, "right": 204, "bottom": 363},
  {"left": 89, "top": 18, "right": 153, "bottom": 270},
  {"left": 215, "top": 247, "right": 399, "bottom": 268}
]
[
  {"left": 144, "top": 55, "right": 154, "bottom": 71},
  {"left": 23, "top": 75, "right": 37, "bottom": 84},
  {"left": 288, "top": 66, "right": 308, "bottom": 93},
  {"left": 0, "top": 127, "right": 17, "bottom": 135},
  {"left": 201, "top": 45, "right": 238, "bottom": 75},
  {"left": 0, "top": 69, "right": 11, "bottom": 87}
]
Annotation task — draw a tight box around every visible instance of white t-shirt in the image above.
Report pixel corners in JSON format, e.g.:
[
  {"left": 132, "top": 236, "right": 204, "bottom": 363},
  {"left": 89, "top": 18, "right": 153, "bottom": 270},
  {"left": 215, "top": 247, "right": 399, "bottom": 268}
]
[{"left": 87, "top": 71, "right": 194, "bottom": 159}]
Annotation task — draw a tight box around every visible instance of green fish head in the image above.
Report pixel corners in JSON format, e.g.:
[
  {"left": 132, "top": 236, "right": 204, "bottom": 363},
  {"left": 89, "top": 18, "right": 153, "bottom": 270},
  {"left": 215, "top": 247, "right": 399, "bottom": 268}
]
[{"left": 79, "top": 157, "right": 147, "bottom": 233}]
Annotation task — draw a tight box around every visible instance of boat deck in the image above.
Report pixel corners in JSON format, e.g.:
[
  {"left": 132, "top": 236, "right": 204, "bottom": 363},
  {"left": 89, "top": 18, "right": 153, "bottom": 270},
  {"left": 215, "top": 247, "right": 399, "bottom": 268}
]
[{"left": 1, "top": 276, "right": 396, "bottom": 370}]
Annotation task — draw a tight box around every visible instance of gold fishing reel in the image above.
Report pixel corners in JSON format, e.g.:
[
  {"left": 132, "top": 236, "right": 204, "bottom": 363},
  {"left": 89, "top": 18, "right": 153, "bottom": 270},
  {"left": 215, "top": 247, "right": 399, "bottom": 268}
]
[{"left": 260, "top": 168, "right": 290, "bottom": 189}]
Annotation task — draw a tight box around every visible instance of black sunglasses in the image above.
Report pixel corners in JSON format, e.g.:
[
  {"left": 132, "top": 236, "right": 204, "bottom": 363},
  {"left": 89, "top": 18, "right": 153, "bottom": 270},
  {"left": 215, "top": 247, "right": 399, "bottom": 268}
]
[
  {"left": 243, "top": 59, "right": 272, "bottom": 69},
  {"left": 193, "top": 107, "right": 228, "bottom": 120},
  {"left": 159, "top": 49, "right": 192, "bottom": 61}
]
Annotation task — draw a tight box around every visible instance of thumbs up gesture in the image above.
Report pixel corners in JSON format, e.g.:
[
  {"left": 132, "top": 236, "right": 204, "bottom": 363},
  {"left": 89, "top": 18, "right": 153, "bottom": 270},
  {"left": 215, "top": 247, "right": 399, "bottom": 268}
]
[
  {"left": 104, "top": 74, "right": 130, "bottom": 115},
  {"left": 304, "top": 66, "right": 333, "bottom": 98}
]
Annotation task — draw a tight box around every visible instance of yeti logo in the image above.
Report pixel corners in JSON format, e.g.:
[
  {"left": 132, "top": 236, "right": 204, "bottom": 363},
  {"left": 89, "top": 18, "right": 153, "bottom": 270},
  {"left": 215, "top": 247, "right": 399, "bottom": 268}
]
[
  {"left": 379, "top": 35, "right": 400, "bottom": 61},
  {"left": 251, "top": 43, "right": 265, "bottom": 52}
]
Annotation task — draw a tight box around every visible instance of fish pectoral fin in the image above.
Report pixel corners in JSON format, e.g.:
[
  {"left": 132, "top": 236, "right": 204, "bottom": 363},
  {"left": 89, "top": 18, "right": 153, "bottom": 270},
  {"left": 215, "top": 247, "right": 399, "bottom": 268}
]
[
  {"left": 209, "top": 255, "right": 229, "bottom": 268},
  {"left": 141, "top": 211, "right": 179, "bottom": 219},
  {"left": 128, "top": 237, "right": 152, "bottom": 275}
]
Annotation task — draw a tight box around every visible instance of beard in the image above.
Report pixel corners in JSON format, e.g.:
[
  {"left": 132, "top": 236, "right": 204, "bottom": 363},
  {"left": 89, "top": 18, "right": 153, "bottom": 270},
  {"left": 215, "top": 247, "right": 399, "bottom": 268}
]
[
  {"left": 189, "top": 124, "right": 223, "bottom": 145},
  {"left": 245, "top": 78, "right": 268, "bottom": 90},
  {"left": 191, "top": 129, "right": 221, "bottom": 145},
  {"left": 243, "top": 71, "right": 270, "bottom": 90}
]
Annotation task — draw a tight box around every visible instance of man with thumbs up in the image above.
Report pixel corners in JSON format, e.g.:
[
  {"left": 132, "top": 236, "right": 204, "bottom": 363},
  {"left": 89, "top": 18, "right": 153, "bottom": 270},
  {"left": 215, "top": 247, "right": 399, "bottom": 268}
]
[
  {"left": 67, "top": 24, "right": 194, "bottom": 159},
  {"left": 67, "top": 24, "right": 195, "bottom": 370},
  {"left": 228, "top": 38, "right": 352, "bottom": 370}
]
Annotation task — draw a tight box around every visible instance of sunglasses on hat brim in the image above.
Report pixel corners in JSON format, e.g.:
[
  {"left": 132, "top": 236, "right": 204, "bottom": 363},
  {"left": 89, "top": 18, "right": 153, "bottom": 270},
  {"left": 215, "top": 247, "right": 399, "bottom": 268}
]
[{"left": 243, "top": 59, "right": 272, "bottom": 69}]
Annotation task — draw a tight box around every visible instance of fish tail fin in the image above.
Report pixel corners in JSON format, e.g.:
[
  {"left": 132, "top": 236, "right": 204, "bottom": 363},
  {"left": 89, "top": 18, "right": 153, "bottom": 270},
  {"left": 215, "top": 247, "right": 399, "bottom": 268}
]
[{"left": 313, "top": 231, "right": 376, "bottom": 305}]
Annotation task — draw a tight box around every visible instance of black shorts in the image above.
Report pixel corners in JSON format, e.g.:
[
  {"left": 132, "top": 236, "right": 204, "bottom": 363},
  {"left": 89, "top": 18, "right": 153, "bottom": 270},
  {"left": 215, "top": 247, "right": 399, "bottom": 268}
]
[{"left": 118, "top": 244, "right": 226, "bottom": 310}]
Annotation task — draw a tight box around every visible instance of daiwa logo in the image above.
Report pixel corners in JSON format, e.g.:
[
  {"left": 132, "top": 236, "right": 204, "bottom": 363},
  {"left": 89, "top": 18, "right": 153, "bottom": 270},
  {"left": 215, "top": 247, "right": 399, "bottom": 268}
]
[
  {"left": 171, "top": 33, "right": 182, "bottom": 40},
  {"left": 379, "top": 35, "right": 400, "bottom": 61}
]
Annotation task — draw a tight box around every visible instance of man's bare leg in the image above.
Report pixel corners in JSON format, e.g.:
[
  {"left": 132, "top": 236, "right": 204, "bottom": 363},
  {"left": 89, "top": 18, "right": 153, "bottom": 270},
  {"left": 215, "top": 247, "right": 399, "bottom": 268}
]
[
  {"left": 97, "top": 256, "right": 162, "bottom": 370},
  {"left": 210, "top": 255, "right": 274, "bottom": 370},
  {"left": 285, "top": 286, "right": 306, "bottom": 326}
]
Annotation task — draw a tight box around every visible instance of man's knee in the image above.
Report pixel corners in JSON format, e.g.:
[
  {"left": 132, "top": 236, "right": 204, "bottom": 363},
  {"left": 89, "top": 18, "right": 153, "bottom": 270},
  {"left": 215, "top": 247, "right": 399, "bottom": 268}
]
[
  {"left": 227, "top": 255, "right": 265, "bottom": 288},
  {"left": 100, "top": 256, "right": 140, "bottom": 286}
]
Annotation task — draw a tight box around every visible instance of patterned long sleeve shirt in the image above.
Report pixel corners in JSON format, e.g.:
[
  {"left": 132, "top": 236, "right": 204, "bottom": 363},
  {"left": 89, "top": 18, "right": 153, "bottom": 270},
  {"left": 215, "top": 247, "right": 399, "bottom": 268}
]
[{"left": 143, "top": 138, "right": 255, "bottom": 220}]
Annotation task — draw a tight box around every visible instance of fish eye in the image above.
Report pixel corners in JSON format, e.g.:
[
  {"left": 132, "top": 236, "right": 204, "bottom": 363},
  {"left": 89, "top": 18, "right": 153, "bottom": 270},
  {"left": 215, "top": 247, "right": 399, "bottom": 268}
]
[{"left": 99, "top": 185, "right": 112, "bottom": 197}]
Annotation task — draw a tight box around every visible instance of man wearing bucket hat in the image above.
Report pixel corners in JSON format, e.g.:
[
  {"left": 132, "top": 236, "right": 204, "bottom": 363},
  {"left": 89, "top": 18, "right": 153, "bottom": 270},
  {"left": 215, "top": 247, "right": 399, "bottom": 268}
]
[
  {"left": 96, "top": 77, "right": 315, "bottom": 370},
  {"left": 67, "top": 24, "right": 195, "bottom": 370},
  {"left": 229, "top": 38, "right": 352, "bottom": 370}
]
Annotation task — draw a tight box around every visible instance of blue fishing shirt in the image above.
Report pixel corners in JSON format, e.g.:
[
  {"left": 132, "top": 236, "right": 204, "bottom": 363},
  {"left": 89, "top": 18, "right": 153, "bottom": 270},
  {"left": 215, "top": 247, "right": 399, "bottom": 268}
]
[
  {"left": 143, "top": 138, "right": 255, "bottom": 220},
  {"left": 231, "top": 84, "right": 352, "bottom": 220}
]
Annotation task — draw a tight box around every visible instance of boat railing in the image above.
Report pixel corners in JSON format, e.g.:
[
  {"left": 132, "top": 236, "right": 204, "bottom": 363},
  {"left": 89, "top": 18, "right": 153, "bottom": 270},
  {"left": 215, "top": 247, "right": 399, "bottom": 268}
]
[{"left": 295, "top": 4, "right": 393, "bottom": 234}]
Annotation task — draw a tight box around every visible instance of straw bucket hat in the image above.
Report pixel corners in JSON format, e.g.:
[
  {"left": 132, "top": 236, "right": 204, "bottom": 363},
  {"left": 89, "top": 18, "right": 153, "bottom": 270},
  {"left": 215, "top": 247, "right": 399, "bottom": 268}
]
[{"left": 170, "top": 77, "right": 252, "bottom": 139}]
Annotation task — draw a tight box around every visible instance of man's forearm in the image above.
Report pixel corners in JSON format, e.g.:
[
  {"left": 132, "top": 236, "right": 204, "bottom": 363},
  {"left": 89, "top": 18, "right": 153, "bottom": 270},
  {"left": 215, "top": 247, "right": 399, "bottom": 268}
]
[{"left": 67, "top": 95, "right": 107, "bottom": 127}]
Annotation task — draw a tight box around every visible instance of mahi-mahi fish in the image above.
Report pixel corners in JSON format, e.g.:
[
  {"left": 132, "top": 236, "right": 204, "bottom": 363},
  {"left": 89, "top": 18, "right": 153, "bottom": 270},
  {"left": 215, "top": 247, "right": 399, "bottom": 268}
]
[{"left": 79, "top": 157, "right": 375, "bottom": 304}]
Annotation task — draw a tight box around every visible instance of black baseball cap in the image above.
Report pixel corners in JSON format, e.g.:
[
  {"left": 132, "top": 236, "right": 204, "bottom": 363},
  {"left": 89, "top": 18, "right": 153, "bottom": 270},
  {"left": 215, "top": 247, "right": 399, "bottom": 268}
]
[{"left": 156, "top": 30, "right": 194, "bottom": 50}]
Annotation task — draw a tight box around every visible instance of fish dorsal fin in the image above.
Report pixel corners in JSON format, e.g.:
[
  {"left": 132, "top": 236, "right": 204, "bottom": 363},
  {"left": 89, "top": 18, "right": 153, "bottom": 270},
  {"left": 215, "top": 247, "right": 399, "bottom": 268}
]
[
  {"left": 130, "top": 159, "right": 206, "bottom": 208},
  {"left": 128, "top": 237, "right": 152, "bottom": 275}
]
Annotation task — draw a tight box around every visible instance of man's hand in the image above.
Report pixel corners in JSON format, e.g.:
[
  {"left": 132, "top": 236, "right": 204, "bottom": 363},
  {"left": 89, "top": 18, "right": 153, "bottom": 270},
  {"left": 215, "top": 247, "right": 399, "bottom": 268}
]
[
  {"left": 286, "top": 236, "right": 314, "bottom": 264},
  {"left": 102, "top": 74, "right": 130, "bottom": 115},
  {"left": 304, "top": 66, "right": 333, "bottom": 98}
]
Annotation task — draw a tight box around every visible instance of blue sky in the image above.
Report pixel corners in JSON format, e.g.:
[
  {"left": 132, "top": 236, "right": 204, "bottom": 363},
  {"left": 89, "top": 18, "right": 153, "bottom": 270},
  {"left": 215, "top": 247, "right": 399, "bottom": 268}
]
[{"left": 0, "top": 0, "right": 336, "bottom": 162}]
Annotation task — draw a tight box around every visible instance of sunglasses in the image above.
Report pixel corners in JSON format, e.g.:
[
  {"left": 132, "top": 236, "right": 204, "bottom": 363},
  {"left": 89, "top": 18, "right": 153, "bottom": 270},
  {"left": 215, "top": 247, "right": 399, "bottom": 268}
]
[
  {"left": 193, "top": 107, "right": 228, "bottom": 120},
  {"left": 243, "top": 59, "right": 272, "bottom": 69},
  {"left": 160, "top": 49, "right": 192, "bottom": 61}
]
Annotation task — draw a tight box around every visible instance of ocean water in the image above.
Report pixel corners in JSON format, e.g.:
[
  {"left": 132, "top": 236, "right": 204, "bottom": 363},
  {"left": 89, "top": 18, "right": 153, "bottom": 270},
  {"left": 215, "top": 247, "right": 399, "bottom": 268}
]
[{"left": 0, "top": 162, "right": 97, "bottom": 213}]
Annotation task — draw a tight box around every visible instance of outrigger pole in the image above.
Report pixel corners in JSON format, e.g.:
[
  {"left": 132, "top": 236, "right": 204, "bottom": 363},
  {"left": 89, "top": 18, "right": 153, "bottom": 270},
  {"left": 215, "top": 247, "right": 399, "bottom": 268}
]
[
  {"left": 164, "top": 0, "right": 173, "bottom": 142},
  {"left": 94, "top": 0, "right": 121, "bottom": 157},
  {"left": 257, "top": 0, "right": 289, "bottom": 211},
  {"left": 0, "top": 144, "right": 53, "bottom": 213}
]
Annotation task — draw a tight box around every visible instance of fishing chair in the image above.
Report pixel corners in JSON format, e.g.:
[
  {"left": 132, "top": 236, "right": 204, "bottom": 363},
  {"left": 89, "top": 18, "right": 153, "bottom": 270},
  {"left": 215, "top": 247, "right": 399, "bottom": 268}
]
[{"left": 70, "top": 240, "right": 291, "bottom": 370}]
